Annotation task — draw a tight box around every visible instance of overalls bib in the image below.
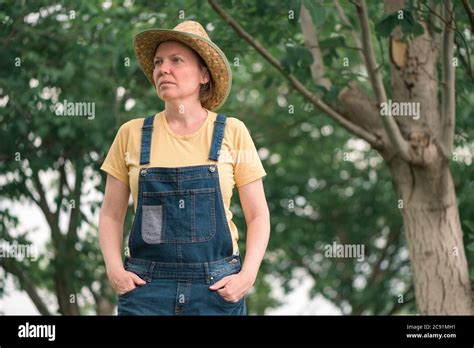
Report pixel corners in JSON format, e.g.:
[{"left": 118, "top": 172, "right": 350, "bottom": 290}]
[{"left": 117, "top": 113, "right": 246, "bottom": 315}]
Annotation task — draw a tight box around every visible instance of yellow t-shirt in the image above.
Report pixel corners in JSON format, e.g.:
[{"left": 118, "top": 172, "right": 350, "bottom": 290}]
[{"left": 100, "top": 109, "right": 267, "bottom": 253}]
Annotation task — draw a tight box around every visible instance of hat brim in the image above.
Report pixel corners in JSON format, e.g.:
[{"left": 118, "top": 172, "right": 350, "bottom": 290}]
[{"left": 134, "top": 29, "right": 232, "bottom": 111}]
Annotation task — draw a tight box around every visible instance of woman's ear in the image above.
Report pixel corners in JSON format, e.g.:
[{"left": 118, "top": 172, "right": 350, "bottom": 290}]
[{"left": 200, "top": 66, "right": 210, "bottom": 84}]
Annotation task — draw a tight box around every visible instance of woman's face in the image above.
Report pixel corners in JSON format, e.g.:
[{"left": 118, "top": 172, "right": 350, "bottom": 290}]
[{"left": 153, "top": 40, "right": 209, "bottom": 104}]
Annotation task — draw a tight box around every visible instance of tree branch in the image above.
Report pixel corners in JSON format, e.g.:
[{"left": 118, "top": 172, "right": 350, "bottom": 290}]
[
  {"left": 355, "top": 0, "right": 414, "bottom": 163},
  {"left": 67, "top": 161, "right": 84, "bottom": 240},
  {"left": 300, "top": 3, "right": 331, "bottom": 90},
  {"left": 441, "top": 0, "right": 455, "bottom": 158},
  {"left": 89, "top": 282, "right": 115, "bottom": 315},
  {"left": 54, "top": 160, "right": 67, "bottom": 223},
  {"left": 1, "top": 259, "right": 52, "bottom": 315},
  {"left": 461, "top": 0, "right": 474, "bottom": 33},
  {"left": 208, "top": 0, "right": 380, "bottom": 148},
  {"left": 435, "top": 0, "right": 473, "bottom": 82},
  {"left": 31, "top": 170, "right": 62, "bottom": 246},
  {"left": 337, "top": 81, "right": 390, "bottom": 153},
  {"left": 426, "top": 0, "right": 443, "bottom": 42},
  {"left": 334, "top": 0, "right": 366, "bottom": 64}
]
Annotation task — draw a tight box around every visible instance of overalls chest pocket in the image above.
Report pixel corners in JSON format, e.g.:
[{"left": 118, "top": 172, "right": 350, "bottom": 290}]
[{"left": 141, "top": 188, "right": 216, "bottom": 244}]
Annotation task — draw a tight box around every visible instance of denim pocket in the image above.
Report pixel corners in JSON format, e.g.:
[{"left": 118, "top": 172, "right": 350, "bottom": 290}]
[
  {"left": 118, "top": 285, "right": 141, "bottom": 299},
  {"left": 142, "top": 188, "right": 216, "bottom": 244},
  {"left": 210, "top": 268, "right": 243, "bottom": 306},
  {"left": 213, "top": 290, "right": 243, "bottom": 306},
  {"left": 118, "top": 267, "right": 148, "bottom": 299},
  {"left": 142, "top": 205, "right": 164, "bottom": 244}
]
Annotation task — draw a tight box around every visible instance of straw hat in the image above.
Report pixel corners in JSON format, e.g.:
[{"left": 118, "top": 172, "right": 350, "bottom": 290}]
[{"left": 134, "top": 20, "right": 232, "bottom": 111}]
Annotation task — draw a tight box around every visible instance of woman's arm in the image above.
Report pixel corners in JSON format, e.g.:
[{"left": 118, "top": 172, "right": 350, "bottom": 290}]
[
  {"left": 99, "top": 174, "right": 145, "bottom": 295},
  {"left": 209, "top": 178, "right": 270, "bottom": 302},
  {"left": 239, "top": 178, "right": 270, "bottom": 283}
]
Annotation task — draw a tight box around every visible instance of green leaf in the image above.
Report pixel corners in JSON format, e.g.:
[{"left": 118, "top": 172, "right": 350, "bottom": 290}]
[
  {"left": 63, "top": 62, "right": 76, "bottom": 82},
  {"left": 288, "top": 0, "right": 302, "bottom": 25},
  {"left": 412, "top": 23, "right": 425, "bottom": 36},
  {"left": 196, "top": 0, "right": 205, "bottom": 9},
  {"left": 263, "top": 76, "right": 274, "bottom": 89},
  {"left": 376, "top": 10, "right": 425, "bottom": 39},
  {"left": 375, "top": 13, "right": 399, "bottom": 38},
  {"left": 256, "top": 0, "right": 267, "bottom": 16},
  {"left": 284, "top": 45, "right": 313, "bottom": 73},
  {"left": 324, "top": 85, "right": 340, "bottom": 104},
  {"left": 303, "top": 0, "right": 326, "bottom": 27},
  {"left": 280, "top": 56, "right": 292, "bottom": 74},
  {"left": 463, "top": 220, "right": 474, "bottom": 234},
  {"left": 427, "top": 21, "right": 443, "bottom": 34}
]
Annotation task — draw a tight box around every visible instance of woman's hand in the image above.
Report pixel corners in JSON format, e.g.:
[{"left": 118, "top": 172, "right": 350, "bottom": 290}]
[
  {"left": 108, "top": 268, "right": 146, "bottom": 296},
  {"left": 208, "top": 271, "right": 255, "bottom": 303}
]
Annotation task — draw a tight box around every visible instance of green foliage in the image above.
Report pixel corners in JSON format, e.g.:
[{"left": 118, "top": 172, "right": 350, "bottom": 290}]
[
  {"left": 280, "top": 44, "right": 313, "bottom": 77},
  {"left": 0, "top": 0, "right": 472, "bottom": 315},
  {"left": 303, "top": 0, "right": 326, "bottom": 27},
  {"left": 375, "top": 10, "right": 424, "bottom": 39}
]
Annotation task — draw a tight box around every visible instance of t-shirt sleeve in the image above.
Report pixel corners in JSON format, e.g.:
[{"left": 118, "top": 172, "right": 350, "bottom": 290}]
[
  {"left": 100, "top": 123, "right": 130, "bottom": 186},
  {"left": 232, "top": 119, "right": 267, "bottom": 188}
]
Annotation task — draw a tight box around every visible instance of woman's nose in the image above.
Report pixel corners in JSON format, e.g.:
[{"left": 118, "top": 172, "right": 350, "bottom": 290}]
[{"left": 158, "top": 61, "right": 171, "bottom": 74}]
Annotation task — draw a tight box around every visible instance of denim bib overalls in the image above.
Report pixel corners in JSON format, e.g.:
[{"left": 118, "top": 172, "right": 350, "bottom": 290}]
[{"left": 117, "top": 113, "right": 246, "bottom": 315}]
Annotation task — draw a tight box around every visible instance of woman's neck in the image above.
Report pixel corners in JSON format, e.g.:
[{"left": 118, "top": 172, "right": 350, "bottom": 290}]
[
  {"left": 164, "top": 102, "right": 208, "bottom": 136},
  {"left": 164, "top": 102, "right": 207, "bottom": 125}
]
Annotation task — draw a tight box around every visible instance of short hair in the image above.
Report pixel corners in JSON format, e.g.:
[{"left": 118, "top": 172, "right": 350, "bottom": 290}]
[{"left": 196, "top": 54, "right": 213, "bottom": 106}]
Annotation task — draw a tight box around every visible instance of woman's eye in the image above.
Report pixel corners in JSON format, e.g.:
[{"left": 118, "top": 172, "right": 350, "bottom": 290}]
[{"left": 154, "top": 60, "right": 162, "bottom": 66}]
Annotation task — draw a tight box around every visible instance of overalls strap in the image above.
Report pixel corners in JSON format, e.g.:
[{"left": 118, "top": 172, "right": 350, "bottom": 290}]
[
  {"left": 139, "top": 115, "right": 155, "bottom": 165},
  {"left": 208, "top": 113, "right": 227, "bottom": 161},
  {"left": 140, "top": 113, "right": 227, "bottom": 165}
]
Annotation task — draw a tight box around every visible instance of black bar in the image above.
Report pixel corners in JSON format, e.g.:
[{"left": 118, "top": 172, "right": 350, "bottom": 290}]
[{"left": 0, "top": 315, "right": 473, "bottom": 346}]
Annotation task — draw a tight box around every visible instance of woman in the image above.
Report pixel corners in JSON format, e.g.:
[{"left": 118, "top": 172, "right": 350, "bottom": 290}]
[{"left": 99, "top": 20, "right": 270, "bottom": 315}]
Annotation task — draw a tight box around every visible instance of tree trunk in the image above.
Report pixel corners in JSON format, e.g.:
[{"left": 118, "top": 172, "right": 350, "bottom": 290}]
[
  {"left": 388, "top": 158, "right": 472, "bottom": 314},
  {"left": 95, "top": 296, "right": 116, "bottom": 315},
  {"left": 170, "top": 0, "right": 474, "bottom": 315},
  {"left": 370, "top": 0, "right": 472, "bottom": 314},
  {"left": 53, "top": 258, "right": 81, "bottom": 315}
]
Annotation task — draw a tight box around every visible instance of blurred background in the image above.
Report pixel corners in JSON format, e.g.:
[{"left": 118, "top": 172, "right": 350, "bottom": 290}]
[{"left": 0, "top": 0, "right": 473, "bottom": 315}]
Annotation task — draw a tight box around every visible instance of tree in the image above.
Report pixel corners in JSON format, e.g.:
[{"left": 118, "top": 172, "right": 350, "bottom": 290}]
[
  {"left": 208, "top": 0, "right": 474, "bottom": 314},
  {"left": 0, "top": 0, "right": 472, "bottom": 315},
  {"left": 0, "top": 0, "right": 156, "bottom": 314}
]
